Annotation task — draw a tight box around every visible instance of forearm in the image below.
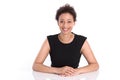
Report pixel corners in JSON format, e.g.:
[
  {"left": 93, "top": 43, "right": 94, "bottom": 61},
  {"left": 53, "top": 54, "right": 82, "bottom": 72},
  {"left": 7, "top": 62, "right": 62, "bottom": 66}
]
[
  {"left": 76, "top": 63, "right": 99, "bottom": 74},
  {"left": 32, "top": 63, "right": 59, "bottom": 74}
]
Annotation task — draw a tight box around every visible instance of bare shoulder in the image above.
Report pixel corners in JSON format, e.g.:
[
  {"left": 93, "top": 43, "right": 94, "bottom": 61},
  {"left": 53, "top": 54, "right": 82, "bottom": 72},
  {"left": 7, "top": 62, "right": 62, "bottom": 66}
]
[
  {"left": 81, "top": 40, "right": 98, "bottom": 64},
  {"left": 40, "top": 38, "right": 50, "bottom": 55},
  {"left": 34, "top": 38, "right": 50, "bottom": 64},
  {"left": 81, "top": 40, "right": 91, "bottom": 52},
  {"left": 43, "top": 38, "right": 50, "bottom": 47}
]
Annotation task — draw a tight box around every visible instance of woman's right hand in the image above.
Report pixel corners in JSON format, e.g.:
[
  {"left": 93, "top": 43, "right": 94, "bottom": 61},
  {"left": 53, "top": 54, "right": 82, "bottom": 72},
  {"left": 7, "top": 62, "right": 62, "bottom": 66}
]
[{"left": 57, "top": 66, "right": 76, "bottom": 77}]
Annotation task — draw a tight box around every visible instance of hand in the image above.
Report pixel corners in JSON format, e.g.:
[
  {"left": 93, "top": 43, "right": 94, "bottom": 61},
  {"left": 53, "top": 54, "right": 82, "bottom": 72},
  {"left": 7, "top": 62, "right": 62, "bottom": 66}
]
[
  {"left": 72, "top": 68, "right": 80, "bottom": 76},
  {"left": 57, "top": 66, "right": 76, "bottom": 77}
]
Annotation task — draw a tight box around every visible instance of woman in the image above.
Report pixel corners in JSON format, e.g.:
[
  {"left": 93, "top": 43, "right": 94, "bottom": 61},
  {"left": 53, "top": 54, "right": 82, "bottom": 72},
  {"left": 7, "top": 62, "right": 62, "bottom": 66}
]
[{"left": 32, "top": 4, "right": 99, "bottom": 77}]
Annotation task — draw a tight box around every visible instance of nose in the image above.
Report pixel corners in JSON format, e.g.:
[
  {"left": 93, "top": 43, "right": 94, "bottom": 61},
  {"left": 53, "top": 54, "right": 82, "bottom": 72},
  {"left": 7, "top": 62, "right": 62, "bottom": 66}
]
[{"left": 63, "top": 22, "right": 68, "bottom": 28}]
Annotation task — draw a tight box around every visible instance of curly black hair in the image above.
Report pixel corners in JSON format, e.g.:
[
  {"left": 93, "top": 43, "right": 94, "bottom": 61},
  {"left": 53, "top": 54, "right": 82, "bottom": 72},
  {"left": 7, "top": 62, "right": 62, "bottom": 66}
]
[{"left": 55, "top": 4, "right": 77, "bottom": 21}]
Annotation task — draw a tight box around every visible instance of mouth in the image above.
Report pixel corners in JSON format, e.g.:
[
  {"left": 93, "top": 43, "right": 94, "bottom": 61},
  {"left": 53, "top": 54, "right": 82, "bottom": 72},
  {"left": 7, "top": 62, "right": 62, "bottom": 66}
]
[{"left": 62, "top": 28, "right": 69, "bottom": 32}]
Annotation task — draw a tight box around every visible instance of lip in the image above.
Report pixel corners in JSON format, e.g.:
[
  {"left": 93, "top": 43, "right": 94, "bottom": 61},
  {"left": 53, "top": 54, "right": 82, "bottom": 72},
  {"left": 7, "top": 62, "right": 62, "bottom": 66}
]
[
  {"left": 63, "top": 28, "right": 68, "bottom": 31},
  {"left": 62, "top": 28, "right": 69, "bottom": 32}
]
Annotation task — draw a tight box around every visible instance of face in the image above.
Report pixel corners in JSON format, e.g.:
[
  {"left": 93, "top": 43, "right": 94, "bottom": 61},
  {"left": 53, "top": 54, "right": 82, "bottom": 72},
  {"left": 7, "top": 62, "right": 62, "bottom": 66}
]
[{"left": 58, "top": 13, "right": 75, "bottom": 35}]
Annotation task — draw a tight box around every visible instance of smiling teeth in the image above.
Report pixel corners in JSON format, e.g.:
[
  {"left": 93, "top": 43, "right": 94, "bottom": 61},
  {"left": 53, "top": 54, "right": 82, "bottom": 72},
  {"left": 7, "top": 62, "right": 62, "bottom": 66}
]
[{"left": 63, "top": 29, "right": 68, "bottom": 31}]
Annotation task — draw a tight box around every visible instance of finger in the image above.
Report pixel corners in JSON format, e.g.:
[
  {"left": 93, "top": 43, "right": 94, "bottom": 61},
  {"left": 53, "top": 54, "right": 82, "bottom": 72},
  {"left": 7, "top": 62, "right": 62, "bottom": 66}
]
[
  {"left": 68, "top": 68, "right": 76, "bottom": 73},
  {"left": 64, "top": 70, "right": 74, "bottom": 76},
  {"left": 64, "top": 72, "right": 72, "bottom": 77}
]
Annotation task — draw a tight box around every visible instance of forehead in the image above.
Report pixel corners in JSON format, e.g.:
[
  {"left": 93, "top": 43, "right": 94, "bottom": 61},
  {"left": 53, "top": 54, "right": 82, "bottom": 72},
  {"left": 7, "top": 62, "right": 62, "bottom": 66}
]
[{"left": 59, "top": 13, "right": 74, "bottom": 20}]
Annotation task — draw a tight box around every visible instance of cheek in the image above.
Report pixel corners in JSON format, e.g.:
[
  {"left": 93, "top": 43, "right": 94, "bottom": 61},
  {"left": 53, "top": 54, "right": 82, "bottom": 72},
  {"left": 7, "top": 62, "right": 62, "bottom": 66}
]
[
  {"left": 58, "top": 23, "right": 63, "bottom": 28},
  {"left": 69, "top": 24, "right": 74, "bottom": 28},
  {"left": 57, "top": 22, "right": 61, "bottom": 26}
]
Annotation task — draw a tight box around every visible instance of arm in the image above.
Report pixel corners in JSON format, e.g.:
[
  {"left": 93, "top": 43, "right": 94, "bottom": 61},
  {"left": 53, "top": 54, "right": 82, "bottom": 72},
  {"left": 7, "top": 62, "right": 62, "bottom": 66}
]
[
  {"left": 75, "top": 40, "right": 99, "bottom": 74},
  {"left": 32, "top": 39, "right": 57, "bottom": 73},
  {"left": 59, "top": 40, "right": 99, "bottom": 76},
  {"left": 32, "top": 39, "right": 75, "bottom": 75}
]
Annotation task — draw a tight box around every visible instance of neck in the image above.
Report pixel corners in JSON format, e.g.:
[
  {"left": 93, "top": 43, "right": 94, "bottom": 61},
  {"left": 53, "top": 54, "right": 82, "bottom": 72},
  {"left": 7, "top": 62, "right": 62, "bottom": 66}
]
[
  {"left": 58, "top": 32, "right": 74, "bottom": 43},
  {"left": 59, "top": 32, "right": 72, "bottom": 38}
]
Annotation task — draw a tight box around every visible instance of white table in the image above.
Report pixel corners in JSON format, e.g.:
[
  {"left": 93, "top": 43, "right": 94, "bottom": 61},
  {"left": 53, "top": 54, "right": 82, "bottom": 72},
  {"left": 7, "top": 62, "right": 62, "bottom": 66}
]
[{"left": 32, "top": 71, "right": 99, "bottom": 80}]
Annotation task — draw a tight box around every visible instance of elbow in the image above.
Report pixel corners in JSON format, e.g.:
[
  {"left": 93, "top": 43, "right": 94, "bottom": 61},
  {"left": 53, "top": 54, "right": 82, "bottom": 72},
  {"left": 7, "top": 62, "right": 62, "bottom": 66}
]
[
  {"left": 32, "top": 62, "right": 43, "bottom": 72},
  {"left": 32, "top": 64, "right": 36, "bottom": 71},
  {"left": 97, "top": 64, "right": 99, "bottom": 70},
  {"left": 32, "top": 63, "right": 38, "bottom": 71},
  {"left": 89, "top": 62, "right": 99, "bottom": 71},
  {"left": 95, "top": 63, "right": 99, "bottom": 71}
]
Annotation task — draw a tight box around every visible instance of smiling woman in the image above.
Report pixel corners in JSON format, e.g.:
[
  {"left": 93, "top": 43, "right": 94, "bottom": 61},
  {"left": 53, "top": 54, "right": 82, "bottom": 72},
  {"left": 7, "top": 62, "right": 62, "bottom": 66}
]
[{"left": 32, "top": 4, "right": 99, "bottom": 77}]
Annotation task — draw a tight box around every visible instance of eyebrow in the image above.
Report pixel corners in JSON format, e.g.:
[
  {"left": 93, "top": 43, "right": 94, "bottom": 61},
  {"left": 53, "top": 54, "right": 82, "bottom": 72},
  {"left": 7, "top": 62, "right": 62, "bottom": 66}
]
[{"left": 59, "top": 19, "right": 73, "bottom": 21}]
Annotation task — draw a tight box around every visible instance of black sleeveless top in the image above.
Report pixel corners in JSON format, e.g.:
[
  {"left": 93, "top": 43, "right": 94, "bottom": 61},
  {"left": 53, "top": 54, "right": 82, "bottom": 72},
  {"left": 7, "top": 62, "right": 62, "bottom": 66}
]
[{"left": 47, "top": 33, "right": 87, "bottom": 68}]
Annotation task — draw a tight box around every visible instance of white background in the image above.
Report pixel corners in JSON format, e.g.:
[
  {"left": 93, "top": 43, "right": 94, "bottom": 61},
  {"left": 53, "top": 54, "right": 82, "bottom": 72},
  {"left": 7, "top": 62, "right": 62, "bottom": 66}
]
[{"left": 0, "top": 0, "right": 120, "bottom": 80}]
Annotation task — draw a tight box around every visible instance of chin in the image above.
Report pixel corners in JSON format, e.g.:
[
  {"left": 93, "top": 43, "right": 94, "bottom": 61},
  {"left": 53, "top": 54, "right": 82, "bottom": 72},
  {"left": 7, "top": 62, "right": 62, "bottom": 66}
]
[{"left": 61, "top": 31, "right": 70, "bottom": 35}]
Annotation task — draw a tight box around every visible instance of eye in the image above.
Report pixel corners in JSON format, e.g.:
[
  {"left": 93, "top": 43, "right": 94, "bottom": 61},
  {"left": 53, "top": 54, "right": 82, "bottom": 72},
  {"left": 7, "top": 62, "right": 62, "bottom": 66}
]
[
  {"left": 68, "top": 21, "right": 72, "bottom": 23},
  {"left": 59, "top": 20, "right": 64, "bottom": 23}
]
